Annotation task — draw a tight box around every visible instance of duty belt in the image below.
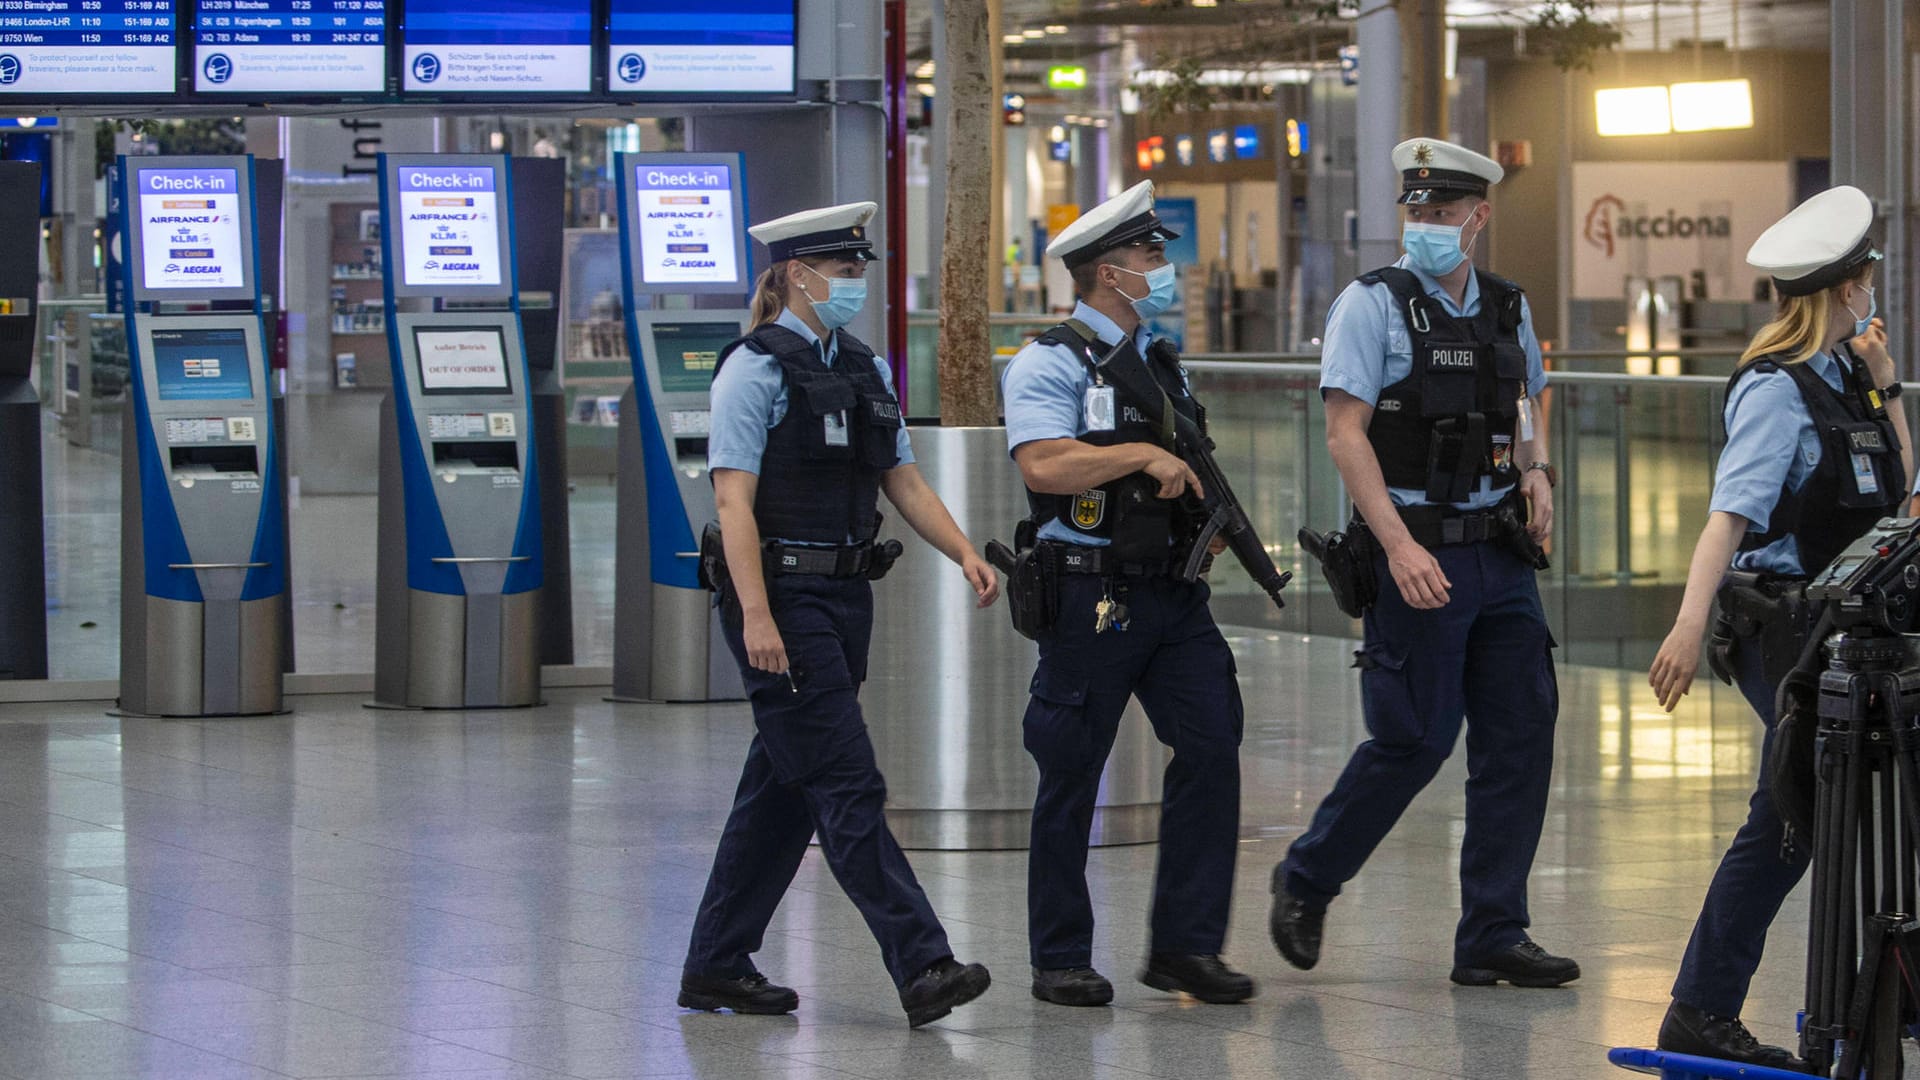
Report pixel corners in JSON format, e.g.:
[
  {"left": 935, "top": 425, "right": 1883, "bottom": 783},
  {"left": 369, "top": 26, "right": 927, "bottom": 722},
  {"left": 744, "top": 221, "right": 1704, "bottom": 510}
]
[
  {"left": 1368, "top": 494, "right": 1522, "bottom": 548},
  {"left": 763, "top": 541, "right": 877, "bottom": 578},
  {"left": 1037, "top": 541, "right": 1170, "bottom": 579}
]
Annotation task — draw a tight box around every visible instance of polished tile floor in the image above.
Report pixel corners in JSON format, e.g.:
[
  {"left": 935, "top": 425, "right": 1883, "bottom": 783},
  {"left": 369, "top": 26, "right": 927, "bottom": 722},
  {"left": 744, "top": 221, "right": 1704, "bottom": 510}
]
[{"left": 0, "top": 632, "right": 1818, "bottom": 1080}]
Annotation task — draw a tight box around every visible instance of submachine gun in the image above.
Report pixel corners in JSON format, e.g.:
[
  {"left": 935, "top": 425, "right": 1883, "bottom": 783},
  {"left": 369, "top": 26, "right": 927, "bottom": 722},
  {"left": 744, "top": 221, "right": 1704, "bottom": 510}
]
[{"left": 1092, "top": 338, "right": 1293, "bottom": 613}]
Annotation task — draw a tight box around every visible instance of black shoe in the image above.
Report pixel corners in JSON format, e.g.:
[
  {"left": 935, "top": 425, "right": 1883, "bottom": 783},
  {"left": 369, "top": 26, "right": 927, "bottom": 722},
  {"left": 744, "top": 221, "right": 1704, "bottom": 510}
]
[
  {"left": 1269, "top": 884, "right": 1325, "bottom": 971},
  {"left": 1449, "top": 940, "right": 1580, "bottom": 988},
  {"left": 1658, "top": 1001, "right": 1811, "bottom": 1072},
  {"left": 899, "top": 957, "right": 991, "bottom": 1028},
  {"left": 677, "top": 971, "right": 799, "bottom": 1015},
  {"left": 1138, "top": 952, "right": 1255, "bottom": 1004},
  {"left": 1032, "top": 966, "right": 1114, "bottom": 1007}
]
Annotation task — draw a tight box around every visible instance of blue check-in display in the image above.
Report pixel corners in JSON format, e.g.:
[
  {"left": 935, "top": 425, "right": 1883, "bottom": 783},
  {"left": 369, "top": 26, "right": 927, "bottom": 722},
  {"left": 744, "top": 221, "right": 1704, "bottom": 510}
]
[
  {"left": 194, "top": 0, "right": 387, "bottom": 94},
  {"left": 607, "top": 0, "right": 794, "bottom": 95},
  {"left": 152, "top": 327, "right": 254, "bottom": 402},
  {"left": 0, "top": 1, "right": 177, "bottom": 96},
  {"left": 403, "top": 0, "right": 590, "bottom": 94}
]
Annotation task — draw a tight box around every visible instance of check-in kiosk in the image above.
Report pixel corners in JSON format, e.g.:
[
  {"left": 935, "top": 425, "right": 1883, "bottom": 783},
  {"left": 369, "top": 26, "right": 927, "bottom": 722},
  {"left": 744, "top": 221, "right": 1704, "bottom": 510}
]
[
  {"left": 116, "top": 156, "right": 287, "bottom": 716},
  {"left": 611, "top": 152, "right": 751, "bottom": 703},
  {"left": 0, "top": 161, "right": 43, "bottom": 680},
  {"left": 374, "top": 154, "right": 542, "bottom": 709}
]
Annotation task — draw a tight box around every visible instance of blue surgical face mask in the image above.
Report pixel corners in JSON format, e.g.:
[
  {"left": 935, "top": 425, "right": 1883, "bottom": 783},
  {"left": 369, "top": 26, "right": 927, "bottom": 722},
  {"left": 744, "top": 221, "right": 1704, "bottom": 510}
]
[
  {"left": 1113, "top": 263, "right": 1178, "bottom": 319},
  {"left": 799, "top": 263, "right": 867, "bottom": 330},
  {"left": 1846, "top": 285, "right": 1877, "bottom": 338},
  {"left": 1402, "top": 220, "right": 1483, "bottom": 277}
]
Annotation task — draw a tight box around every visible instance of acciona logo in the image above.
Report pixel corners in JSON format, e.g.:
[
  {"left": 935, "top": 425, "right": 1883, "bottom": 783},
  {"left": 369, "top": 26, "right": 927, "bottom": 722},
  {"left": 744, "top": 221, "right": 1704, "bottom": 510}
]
[{"left": 1583, "top": 193, "right": 1732, "bottom": 257}]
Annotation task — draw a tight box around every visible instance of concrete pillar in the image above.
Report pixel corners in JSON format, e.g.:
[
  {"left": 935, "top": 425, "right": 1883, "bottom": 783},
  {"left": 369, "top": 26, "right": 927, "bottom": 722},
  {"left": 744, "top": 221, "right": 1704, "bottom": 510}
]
[
  {"left": 1831, "top": 0, "right": 1911, "bottom": 375},
  {"left": 1356, "top": 1, "right": 1403, "bottom": 275}
]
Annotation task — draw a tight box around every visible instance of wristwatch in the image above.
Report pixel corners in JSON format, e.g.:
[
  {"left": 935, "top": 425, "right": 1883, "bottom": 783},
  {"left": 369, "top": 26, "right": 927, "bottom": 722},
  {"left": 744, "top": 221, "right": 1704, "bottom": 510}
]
[
  {"left": 1525, "top": 461, "right": 1558, "bottom": 488},
  {"left": 1881, "top": 382, "right": 1905, "bottom": 401}
]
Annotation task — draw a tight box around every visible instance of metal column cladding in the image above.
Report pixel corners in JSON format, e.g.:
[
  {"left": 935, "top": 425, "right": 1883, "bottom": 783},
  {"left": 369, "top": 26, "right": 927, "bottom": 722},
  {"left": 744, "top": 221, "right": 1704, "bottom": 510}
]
[{"left": 376, "top": 153, "right": 542, "bottom": 598}]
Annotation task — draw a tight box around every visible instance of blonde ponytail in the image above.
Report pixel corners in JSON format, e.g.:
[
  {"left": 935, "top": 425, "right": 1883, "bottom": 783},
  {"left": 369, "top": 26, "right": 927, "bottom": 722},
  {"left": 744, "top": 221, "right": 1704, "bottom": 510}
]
[
  {"left": 749, "top": 263, "right": 788, "bottom": 328},
  {"left": 1741, "top": 289, "right": 1834, "bottom": 366}
]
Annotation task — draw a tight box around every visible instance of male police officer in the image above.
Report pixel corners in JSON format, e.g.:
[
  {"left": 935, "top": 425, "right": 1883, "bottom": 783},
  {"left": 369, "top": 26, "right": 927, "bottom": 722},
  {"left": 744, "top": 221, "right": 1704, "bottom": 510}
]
[
  {"left": 1269, "top": 139, "right": 1578, "bottom": 988},
  {"left": 1001, "top": 181, "right": 1252, "bottom": 1008}
]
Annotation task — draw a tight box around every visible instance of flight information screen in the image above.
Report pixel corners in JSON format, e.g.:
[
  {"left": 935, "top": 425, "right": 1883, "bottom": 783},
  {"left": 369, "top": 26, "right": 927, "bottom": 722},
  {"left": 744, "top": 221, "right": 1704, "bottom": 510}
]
[
  {"left": 401, "top": 0, "right": 590, "bottom": 95},
  {"left": 0, "top": 1, "right": 178, "bottom": 97},
  {"left": 193, "top": 0, "right": 387, "bottom": 95},
  {"left": 152, "top": 327, "right": 255, "bottom": 402},
  {"left": 606, "top": 0, "right": 794, "bottom": 96}
]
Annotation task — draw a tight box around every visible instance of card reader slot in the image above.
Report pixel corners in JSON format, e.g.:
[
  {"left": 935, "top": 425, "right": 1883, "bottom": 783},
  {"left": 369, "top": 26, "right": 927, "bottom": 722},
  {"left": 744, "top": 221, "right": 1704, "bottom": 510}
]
[
  {"left": 169, "top": 445, "right": 260, "bottom": 476},
  {"left": 674, "top": 437, "right": 708, "bottom": 459},
  {"left": 431, "top": 440, "right": 520, "bottom": 471}
]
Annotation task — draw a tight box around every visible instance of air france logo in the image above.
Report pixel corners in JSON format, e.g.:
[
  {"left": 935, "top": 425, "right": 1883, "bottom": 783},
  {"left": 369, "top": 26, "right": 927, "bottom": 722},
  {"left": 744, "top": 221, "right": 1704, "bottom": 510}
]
[
  {"left": 203, "top": 53, "right": 233, "bottom": 84},
  {"left": 0, "top": 55, "right": 21, "bottom": 86},
  {"left": 617, "top": 53, "right": 646, "bottom": 84},
  {"left": 412, "top": 53, "right": 442, "bottom": 84}
]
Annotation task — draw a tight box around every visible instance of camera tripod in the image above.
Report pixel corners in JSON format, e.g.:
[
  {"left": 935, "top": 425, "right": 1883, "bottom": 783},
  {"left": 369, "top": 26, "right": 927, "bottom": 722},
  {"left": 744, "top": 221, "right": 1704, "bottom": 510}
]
[{"left": 1800, "top": 628, "right": 1920, "bottom": 1077}]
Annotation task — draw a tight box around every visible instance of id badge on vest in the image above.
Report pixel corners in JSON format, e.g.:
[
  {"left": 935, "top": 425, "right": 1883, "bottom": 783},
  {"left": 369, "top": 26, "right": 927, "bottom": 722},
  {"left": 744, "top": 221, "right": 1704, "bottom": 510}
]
[
  {"left": 1854, "top": 453, "right": 1881, "bottom": 495},
  {"left": 1516, "top": 396, "right": 1536, "bottom": 443},
  {"left": 824, "top": 410, "right": 850, "bottom": 447},
  {"left": 1085, "top": 385, "right": 1116, "bottom": 432}
]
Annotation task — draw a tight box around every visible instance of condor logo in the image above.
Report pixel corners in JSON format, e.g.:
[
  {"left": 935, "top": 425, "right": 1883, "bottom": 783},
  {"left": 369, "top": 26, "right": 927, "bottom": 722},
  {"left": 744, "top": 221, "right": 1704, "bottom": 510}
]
[
  {"left": 1851, "top": 430, "right": 1887, "bottom": 452},
  {"left": 1072, "top": 489, "right": 1106, "bottom": 528},
  {"left": 1427, "top": 348, "right": 1479, "bottom": 371}
]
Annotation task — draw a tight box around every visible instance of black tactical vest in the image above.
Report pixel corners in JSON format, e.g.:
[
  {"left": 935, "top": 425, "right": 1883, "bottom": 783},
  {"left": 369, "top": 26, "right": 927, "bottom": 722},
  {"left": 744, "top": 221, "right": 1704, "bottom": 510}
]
[
  {"left": 1358, "top": 266, "right": 1530, "bottom": 503},
  {"left": 1727, "top": 348, "right": 1905, "bottom": 576},
  {"left": 713, "top": 324, "right": 902, "bottom": 544},
  {"left": 1023, "top": 320, "right": 1204, "bottom": 561}
]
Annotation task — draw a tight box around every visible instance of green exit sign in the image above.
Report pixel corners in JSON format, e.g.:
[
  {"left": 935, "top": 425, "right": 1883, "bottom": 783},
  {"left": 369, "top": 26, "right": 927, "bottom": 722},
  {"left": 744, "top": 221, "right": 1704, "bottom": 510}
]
[{"left": 1047, "top": 66, "right": 1088, "bottom": 91}]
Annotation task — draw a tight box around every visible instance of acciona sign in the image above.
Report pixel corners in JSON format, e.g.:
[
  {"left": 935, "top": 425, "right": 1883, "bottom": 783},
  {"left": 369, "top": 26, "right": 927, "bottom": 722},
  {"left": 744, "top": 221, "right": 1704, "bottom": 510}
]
[{"left": 1570, "top": 161, "right": 1790, "bottom": 300}]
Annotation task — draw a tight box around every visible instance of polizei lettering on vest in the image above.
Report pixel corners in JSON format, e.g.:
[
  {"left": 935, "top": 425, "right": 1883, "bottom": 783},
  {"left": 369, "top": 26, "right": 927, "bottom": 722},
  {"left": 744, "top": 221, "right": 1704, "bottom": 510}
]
[{"left": 1428, "top": 348, "right": 1479, "bottom": 371}]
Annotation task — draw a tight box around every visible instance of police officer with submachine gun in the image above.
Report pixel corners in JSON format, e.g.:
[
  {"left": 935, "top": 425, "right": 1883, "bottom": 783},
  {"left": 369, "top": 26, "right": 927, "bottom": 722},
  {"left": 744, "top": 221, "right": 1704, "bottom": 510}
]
[
  {"left": 995, "top": 180, "right": 1287, "bottom": 1009},
  {"left": 1276, "top": 139, "right": 1577, "bottom": 989}
]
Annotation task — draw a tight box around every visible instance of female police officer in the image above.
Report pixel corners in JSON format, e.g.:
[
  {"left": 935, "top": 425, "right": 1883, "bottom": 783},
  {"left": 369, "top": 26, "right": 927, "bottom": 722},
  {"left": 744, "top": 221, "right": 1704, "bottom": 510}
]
[
  {"left": 677, "top": 202, "right": 999, "bottom": 1028},
  {"left": 1648, "top": 186, "right": 1911, "bottom": 1068}
]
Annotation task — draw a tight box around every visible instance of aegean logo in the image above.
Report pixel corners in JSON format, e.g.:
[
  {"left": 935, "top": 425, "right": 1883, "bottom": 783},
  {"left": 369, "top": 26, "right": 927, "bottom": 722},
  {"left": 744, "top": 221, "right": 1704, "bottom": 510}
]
[{"left": 1584, "top": 193, "right": 1732, "bottom": 258}]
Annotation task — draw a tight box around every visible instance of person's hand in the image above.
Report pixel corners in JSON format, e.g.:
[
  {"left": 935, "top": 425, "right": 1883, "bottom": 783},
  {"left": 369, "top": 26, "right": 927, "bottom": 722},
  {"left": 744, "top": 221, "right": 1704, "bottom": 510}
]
[
  {"left": 1649, "top": 621, "right": 1705, "bottom": 712},
  {"left": 1521, "top": 468, "right": 1554, "bottom": 542},
  {"left": 1143, "top": 449, "right": 1206, "bottom": 501},
  {"left": 743, "top": 610, "right": 787, "bottom": 674},
  {"left": 1208, "top": 535, "right": 1229, "bottom": 556},
  {"left": 961, "top": 552, "right": 1000, "bottom": 608},
  {"left": 1854, "top": 316, "right": 1894, "bottom": 386},
  {"left": 1385, "top": 537, "right": 1451, "bottom": 609}
]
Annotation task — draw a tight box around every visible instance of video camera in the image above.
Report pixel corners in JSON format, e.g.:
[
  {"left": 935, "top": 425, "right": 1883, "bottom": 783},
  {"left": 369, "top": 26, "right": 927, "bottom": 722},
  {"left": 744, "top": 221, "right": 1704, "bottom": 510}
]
[{"left": 1805, "top": 517, "right": 1920, "bottom": 634}]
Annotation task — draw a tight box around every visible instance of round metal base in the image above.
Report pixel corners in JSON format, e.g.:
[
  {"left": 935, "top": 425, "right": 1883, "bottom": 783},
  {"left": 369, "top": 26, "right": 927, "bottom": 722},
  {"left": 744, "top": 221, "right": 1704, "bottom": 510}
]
[{"left": 885, "top": 802, "right": 1161, "bottom": 851}]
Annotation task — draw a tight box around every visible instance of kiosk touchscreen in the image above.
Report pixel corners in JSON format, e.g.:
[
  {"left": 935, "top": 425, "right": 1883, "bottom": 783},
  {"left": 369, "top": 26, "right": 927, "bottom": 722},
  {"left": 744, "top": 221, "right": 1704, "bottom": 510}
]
[
  {"left": 610, "top": 152, "right": 749, "bottom": 703},
  {"left": 117, "top": 156, "right": 286, "bottom": 717},
  {"left": 374, "top": 154, "right": 542, "bottom": 709}
]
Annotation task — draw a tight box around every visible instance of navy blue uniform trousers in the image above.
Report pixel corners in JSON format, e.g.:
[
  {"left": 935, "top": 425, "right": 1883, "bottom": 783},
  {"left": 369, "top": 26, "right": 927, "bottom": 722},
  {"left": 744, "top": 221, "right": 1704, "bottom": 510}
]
[
  {"left": 683, "top": 574, "right": 952, "bottom": 990},
  {"left": 1669, "top": 639, "right": 1808, "bottom": 1017},
  {"left": 1279, "top": 540, "right": 1558, "bottom": 965},
  {"left": 1023, "top": 573, "right": 1244, "bottom": 970}
]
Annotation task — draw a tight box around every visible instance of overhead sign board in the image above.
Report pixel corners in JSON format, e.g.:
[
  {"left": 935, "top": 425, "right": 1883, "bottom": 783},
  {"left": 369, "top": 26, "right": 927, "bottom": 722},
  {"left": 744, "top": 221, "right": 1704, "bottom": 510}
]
[
  {"left": 1047, "top": 65, "right": 1087, "bottom": 91},
  {"left": 0, "top": 1, "right": 178, "bottom": 98},
  {"left": 193, "top": 0, "right": 387, "bottom": 96},
  {"left": 402, "top": 0, "right": 591, "bottom": 95},
  {"left": 606, "top": 0, "right": 795, "bottom": 97}
]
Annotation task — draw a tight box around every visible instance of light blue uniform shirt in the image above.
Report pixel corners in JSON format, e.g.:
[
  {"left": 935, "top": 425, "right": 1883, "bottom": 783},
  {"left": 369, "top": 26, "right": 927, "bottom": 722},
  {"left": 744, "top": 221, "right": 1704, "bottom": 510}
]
[
  {"left": 1714, "top": 350, "right": 1850, "bottom": 576},
  {"left": 1002, "top": 301, "right": 1172, "bottom": 546},
  {"left": 1319, "top": 255, "right": 1550, "bottom": 510},
  {"left": 707, "top": 307, "right": 915, "bottom": 476}
]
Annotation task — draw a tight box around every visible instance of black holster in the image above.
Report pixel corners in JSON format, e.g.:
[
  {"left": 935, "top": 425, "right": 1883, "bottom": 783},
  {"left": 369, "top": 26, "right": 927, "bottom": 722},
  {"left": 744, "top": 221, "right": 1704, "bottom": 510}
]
[
  {"left": 698, "top": 522, "right": 730, "bottom": 594},
  {"left": 1709, "top": 572, "right": 1813, "bottom": 691},
  {"left": 1492, "top": 493, "right": 1551, "bottom": 571},
  {"left": 986, "top": 519, "right": 1057, "bottom": 640},
  {"left": 1299, "top": 524, "right": 1380, "bottom": 618}
]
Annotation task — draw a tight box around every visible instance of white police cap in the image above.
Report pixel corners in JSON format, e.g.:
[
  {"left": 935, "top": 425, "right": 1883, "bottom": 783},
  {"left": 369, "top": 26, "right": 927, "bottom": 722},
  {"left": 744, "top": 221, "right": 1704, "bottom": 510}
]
[
  {"left": 1393, "top": 138, "right": 1504, "bottom": 205},
  {"left": 1746, "top": 185, "right": 1882, "bottom": 297},
  {"left": 1046, "top": 180, "right": 1180, "bottom": 270},
  {"left": 749, "top": 201, "right": 878, "bottom": 263}
]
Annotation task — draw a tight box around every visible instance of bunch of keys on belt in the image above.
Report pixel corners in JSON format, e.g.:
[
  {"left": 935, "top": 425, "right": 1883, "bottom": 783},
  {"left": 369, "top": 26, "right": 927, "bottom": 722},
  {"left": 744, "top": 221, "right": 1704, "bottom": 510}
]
[{"left": 1094, "top": 582, "right": 1131, "bottom": 634}]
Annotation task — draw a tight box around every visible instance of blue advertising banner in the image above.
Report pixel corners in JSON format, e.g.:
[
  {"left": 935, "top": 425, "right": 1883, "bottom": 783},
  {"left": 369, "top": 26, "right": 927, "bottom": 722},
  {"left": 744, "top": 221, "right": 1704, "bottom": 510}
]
[{"left": 1147, "top": 196, "right": 1198, "bottom": 349}]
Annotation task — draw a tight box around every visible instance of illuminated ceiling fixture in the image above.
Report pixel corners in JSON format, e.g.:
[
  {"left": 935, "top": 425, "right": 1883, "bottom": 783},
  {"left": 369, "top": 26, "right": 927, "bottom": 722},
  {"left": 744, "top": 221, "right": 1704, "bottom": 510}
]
[
  {"left": 1002, "top": 33, "right": 1025, "bottom": 44},
  {"left": 1594, "top": 85, "right": 1673, "bottom": 136},
  {"left": 1191, "top": 0, "right": 1219, "bottom": 6},
  {"left": 1132, "top": 65, "right": 1314, "bottom": 87},
  {"left": 1045, "top": 24, "right": 1069, "bottom": 34},
  {"left": 1022, "top": 28, "right": 1046, "bottom": 38},
  {"left": 914, "top": 61, "right": 935, "bottom": 79},
  {"left": 1670, "top": 78, "right": 1754, "bottom": 132}
]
